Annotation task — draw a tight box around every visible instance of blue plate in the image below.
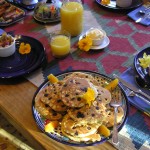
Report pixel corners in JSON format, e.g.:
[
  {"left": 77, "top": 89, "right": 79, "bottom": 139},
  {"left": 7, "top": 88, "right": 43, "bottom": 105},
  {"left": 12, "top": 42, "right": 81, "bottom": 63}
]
[
  {"left": 134, "top": 47, "right": 150, "bottom": 88},
  {"left": 0, "top": 35, "right": 46, "bottom": 78},
  {"left": 32, "top": 70, "right": 129, "bottom": 147}
]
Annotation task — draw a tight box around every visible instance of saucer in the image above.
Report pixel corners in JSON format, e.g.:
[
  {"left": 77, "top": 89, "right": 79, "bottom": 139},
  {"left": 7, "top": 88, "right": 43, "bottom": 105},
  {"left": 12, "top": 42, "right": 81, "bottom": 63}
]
[{"left": 79, "top": 35, "right": 110, "bottom": 50}]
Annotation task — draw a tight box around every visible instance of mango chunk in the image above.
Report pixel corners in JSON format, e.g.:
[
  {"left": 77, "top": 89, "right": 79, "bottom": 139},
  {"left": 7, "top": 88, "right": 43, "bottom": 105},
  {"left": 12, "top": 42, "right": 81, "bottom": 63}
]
[
  {"left": 98, "top": 125, "right": 110, "bottom": 137},
  {"left": 105, "top": 78, "right": 119, "bottom": 91},
  {"left": 44, "top": 121, "right": 59, "bottom": 133},
  {"left": 101, "top": 0, "right": 110, "bottom": 5},
  {"left": 47, "top": 74, "right": 59, "bottom": 83}
]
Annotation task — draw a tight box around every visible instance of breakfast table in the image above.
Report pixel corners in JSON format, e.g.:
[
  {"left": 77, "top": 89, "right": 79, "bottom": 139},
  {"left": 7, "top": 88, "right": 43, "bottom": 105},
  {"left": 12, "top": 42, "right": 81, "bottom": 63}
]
[{"left": 0, "top": 0, "right": 150, "bottom": 150}]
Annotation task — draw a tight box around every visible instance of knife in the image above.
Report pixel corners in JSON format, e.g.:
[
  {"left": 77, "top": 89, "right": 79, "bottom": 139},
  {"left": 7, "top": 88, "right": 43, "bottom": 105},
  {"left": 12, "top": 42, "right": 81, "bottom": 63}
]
[{"left": 113, "top": 74, "right": 150, "bottom": 101}]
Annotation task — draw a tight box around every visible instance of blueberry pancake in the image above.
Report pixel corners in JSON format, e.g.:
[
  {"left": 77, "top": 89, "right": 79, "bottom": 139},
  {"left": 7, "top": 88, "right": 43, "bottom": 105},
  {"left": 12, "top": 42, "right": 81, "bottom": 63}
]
[
  {"left": 61, "top": 114, "right": 100, "bottom": 138},
  {"left": 104, "top": 106, "right": 124, "bottom": 127},
  {"left": 39, "top": 82, "right": 68, "bottom": 112},
  {"left": 35, "top": 98, "right": 62, "bottom": 120},
  {"left": 63, "top": 72, "right": 100, "bottom": 86},
  {"left": 68, "top": 101, "right": 108, "bottom": 125},
  {"left": 61, "top": 77, "right": 98, "bottom": 108},
  {"left": 62, "top": 129, "right": 101, "bottom": 142},
  {"left": 96, "top": 86, "right": 111, "bottom": 105}
]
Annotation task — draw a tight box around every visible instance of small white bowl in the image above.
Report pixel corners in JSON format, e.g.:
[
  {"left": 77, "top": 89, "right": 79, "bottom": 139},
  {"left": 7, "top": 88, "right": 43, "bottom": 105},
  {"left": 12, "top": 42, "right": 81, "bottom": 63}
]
[
  {"left": 0, "top": 36, "right": 15, "bottom": 57},
  {"left": 86, "top": 28, "right": 106, "bottom": 46}
]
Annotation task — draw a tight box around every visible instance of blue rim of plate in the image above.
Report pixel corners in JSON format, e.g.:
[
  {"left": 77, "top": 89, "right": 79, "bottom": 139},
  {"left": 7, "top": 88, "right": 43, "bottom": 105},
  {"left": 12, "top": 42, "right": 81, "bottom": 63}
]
[
  {"left": 95, "top": 0, "right": 143, "bottom": 11},
  {"left": 134, "top": 47, "right": 150, "bottom": 87},
  {"left": 0, "top": 35, "right": 47, "bottom": 78},
  {"left": 32, "top": 70, "right": 129, "bottom": 147}
]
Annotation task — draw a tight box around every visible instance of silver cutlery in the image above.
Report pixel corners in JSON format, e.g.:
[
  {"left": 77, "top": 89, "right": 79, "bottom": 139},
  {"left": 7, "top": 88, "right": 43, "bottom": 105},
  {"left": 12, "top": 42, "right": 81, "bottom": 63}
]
[
  {"left": 110, "top": 90, "right": 122, "bottom": 145},
  {"left": 139, "top": 6, "right": 150, "bottom": 15},
  {"left": 136, "top": 12, "right": 150, "bottom": 23},
  {"left": 113, "top": 74, "right": 150, "bottom": 102},
  {"left": 122, "top": 86, "right": 150, "bottom": 105}
]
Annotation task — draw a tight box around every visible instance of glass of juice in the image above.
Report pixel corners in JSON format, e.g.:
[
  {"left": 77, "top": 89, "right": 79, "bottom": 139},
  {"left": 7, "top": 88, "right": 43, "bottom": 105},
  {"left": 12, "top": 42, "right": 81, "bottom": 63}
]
[
  {"left": 60, "top": 0, "right": 83, "bottom": 37},
  {"left": 50, "top": 30, "right": 71, "bottom": 58}
]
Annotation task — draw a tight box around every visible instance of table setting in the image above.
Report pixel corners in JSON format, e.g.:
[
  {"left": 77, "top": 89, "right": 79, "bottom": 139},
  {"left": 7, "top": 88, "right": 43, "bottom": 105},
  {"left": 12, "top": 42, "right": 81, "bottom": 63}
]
[{"left": 0, "top": 0, "right": 150, "bottom": 150}]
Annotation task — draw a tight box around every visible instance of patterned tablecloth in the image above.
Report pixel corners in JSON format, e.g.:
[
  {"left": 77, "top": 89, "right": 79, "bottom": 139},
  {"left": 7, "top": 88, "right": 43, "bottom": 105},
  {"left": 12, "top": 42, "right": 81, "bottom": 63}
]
[{"left": 2, "top": 0, "right": 150, "bottom": 149}]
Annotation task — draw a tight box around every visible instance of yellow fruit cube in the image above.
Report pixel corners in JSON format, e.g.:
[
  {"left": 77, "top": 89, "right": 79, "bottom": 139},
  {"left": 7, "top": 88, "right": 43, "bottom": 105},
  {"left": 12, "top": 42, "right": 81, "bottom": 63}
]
[
  {"left": 44, "top": 121, "right": 59, "bottom": 133},
  {"left": 101, "top": 0, "right": 110, "bottom": 5},
  {"left": 98, "top": 125, "right": 110, "bottom": 137},
  {"left": 105, "top": 78, "right": 119, "bottom": 91},
  {"left": 47, "top": 74, "right": 59, "bottom": 83}
]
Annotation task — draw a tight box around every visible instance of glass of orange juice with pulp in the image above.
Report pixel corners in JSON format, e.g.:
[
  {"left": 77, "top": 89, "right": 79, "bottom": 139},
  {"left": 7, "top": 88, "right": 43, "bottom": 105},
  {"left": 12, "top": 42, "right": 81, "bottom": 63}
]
[
  {"left": 60, "top": 0, "right": 83, "bottom": 37},
  {"left": 50, "top": 30, "right": 71, "bottom": 58}
]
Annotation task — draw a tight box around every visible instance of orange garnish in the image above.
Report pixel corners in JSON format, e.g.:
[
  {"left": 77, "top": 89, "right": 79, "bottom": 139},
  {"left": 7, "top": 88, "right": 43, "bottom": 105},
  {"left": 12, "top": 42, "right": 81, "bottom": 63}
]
[{"left": 19, "top": 42, "right": 31, "bottom": 54}]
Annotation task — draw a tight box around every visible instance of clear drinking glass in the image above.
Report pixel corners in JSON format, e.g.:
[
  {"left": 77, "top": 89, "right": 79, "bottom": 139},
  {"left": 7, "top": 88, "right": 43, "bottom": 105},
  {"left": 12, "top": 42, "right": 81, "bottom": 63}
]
[{"left": 50, "top": 30, "right": 71, "bottom": 58}]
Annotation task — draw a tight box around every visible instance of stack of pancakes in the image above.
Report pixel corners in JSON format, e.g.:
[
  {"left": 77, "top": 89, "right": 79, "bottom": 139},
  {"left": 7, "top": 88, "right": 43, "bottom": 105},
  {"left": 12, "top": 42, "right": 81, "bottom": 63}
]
[{"left": 35, "top": 72, "right": 124, "bottom": 142}]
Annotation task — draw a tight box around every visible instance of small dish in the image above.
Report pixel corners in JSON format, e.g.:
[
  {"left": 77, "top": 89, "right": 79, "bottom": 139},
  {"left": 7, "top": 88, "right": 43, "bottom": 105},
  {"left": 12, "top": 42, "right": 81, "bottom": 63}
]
[
  {"left": 86, "top": 28, "right": 106, "bottom": 46},
  {"left": 0, "top": 34, "right": 15, "bottom": 57},
  {"left": 79, "top": 35, "right": 110, "bottom": 50},
  {"left": 95, "top": 0, "right": 143, "bottom": 11},
  {"left": 33, "top": 2, "right": 60, "bottom": 23}
]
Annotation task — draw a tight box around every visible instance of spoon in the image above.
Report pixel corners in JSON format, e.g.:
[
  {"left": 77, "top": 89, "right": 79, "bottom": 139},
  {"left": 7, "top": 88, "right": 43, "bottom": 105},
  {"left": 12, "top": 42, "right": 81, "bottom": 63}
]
[{"left": 139, "top": 6, "right": 150, "bottom": 15}]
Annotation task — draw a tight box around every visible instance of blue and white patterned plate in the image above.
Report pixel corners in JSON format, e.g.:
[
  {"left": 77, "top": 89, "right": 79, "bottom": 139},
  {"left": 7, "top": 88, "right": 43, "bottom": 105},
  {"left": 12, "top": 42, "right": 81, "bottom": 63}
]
[{"left": 32, "top": 70, "right": 129, "bottom": 147}]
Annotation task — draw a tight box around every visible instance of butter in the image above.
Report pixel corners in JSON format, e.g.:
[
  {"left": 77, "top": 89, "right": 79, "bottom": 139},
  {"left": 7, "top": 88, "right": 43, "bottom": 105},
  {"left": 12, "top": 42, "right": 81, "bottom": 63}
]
[
  {"left": 86, "top": 28, "right": 104, "bottom": 40},
  {"left": 86, "top": 28, "right": 106, "bottom": 46}
]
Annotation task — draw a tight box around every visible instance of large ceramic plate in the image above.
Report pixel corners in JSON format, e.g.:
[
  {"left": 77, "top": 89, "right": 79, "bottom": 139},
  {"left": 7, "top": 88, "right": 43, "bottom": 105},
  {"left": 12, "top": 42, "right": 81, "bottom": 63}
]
[
  {"left": 0, "top": 35, "right": 46, "bottom": 78},
  {"left": 134, "top": 47, "right": 150, "bottom": 87},
  {"left": 95, "top": 0, "right": 143, "bottom": 11},
  {"left": 32, "top": 70, "right": 129, "bottom": 146}
]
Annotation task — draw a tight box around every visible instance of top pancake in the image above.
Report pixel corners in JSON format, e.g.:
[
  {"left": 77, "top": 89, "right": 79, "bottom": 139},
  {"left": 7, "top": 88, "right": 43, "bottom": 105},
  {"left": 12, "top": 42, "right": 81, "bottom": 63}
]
[{"left": 61, "top": 77, "right": 98, "bottom": 108}]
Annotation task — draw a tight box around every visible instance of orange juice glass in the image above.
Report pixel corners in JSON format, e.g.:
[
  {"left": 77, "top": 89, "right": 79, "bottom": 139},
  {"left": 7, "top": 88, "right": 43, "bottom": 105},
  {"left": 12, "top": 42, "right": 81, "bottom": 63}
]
[
  {"left": 50, "top": 30, "right": 71, "bottom": 58},
  {"left": 60, "top": 0, "right": 83, "bottom": 36}
]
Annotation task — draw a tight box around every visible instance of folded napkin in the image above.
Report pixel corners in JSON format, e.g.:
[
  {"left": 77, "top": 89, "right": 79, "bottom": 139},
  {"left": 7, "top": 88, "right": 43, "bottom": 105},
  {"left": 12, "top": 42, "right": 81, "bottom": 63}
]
[
  {"left": 120, "top": 67, "right": 150, "bottom": 115},
  {"left": 127, "top": 2, "right": 150, "bottom": 26}
]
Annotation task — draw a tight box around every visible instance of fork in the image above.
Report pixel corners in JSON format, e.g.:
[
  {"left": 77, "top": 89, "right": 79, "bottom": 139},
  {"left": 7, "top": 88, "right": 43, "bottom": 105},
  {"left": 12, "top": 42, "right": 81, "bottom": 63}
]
[{"left": 110, "top": 90, "right": 122, "bottom": 145}]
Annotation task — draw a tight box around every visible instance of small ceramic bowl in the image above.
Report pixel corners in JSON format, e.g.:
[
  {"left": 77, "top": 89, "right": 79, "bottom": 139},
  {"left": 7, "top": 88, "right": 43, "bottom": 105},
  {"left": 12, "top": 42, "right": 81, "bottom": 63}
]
[
  {"left": 0, "top": 35, "right": 15, "bottom": 57},
  {"left": 86, "top": 28, "right": 106, "bottom": 46}
]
